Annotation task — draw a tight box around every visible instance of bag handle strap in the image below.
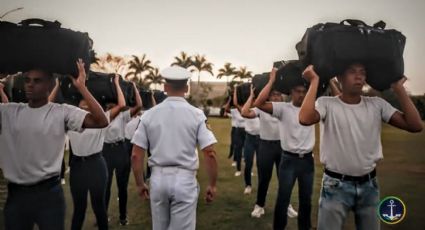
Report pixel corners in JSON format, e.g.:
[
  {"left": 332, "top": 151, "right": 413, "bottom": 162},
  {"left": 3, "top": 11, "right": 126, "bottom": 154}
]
[
  {"left": 373, "top": 20, "right": 386, "bottom": 29},
  {"left": 340, "top": 19, "right": 368, "bottom": 27},
  {"left": 19, "top": 18, "right": 61, "bottom": 28}
]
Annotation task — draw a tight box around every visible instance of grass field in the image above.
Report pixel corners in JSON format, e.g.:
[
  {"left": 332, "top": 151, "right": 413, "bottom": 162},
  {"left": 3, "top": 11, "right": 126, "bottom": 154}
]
[{"left": 2, "top": 117, "right": 424, "bottom": 229}]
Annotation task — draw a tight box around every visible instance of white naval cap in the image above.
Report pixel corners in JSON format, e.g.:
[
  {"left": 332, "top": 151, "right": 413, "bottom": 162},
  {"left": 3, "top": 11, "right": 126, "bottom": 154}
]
[{"left": 160, "top": 66, "right": 191, "bottom": 81}]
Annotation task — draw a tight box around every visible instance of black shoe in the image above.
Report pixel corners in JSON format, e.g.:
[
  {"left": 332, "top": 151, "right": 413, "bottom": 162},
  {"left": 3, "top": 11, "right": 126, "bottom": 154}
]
[{"left": 119, "top": 219, "right": 129, "bottom": 226}]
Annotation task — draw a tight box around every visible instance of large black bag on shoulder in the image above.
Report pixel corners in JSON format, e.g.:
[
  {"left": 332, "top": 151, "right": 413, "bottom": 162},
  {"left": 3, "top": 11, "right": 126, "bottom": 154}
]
[
  {"left": 0, "top": 18, "right": 91, "bottom": 76},
  {"left": 87, "top": 71, "right": 116, "bottom": 106},
  {"left": 140, "top": 90, "right": 167, "bottom": 110},
  {"left": 296, "top": 19, "right": 405, "bottom": 91},
  {"left": 118, "top": 79, "right": 136, "bottom": 107},
  {"left": 273, "top": 60, "right": 327, "bottom": 96},
  {"left": 252, "top": 73, "right": 269, "bottom": 97},
  {"left": 3, "top": 74, "right": 27, "bottom": 103},
  {"left": 236, "top": 82, "right": 251, "bottom": 105},
  {"left": 59, "top": 71, "right": 116, "bottom": 107}
]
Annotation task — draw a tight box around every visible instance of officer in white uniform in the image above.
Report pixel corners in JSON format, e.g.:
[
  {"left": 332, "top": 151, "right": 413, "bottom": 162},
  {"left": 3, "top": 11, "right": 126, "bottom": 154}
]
[
  {"left": 0, "top": 60, "right": 109, "bottom": 230},
  {"left": 131, "top": 66, "right": 218, "bottom": 230},
  {"left": 103, "top": 80, "right": 142, "bottom": 226}
]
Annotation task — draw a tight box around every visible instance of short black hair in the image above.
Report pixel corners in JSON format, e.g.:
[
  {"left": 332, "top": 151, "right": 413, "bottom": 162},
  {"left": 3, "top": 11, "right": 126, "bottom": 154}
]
[
  {"left": 25, "top": 68, "right": 54, "bottom": 82},
  {"left": 166, "top": 79, "right": 188, "bottom": 91}
]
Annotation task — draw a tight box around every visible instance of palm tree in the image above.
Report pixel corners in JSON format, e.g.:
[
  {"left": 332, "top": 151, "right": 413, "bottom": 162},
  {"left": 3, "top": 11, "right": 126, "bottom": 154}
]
[
  {"left": 171, "top": 51, "right": 194, "bottom": 70},
  {"left": 146, "top": 68, "right": 165, "bottom": 90},
  {"left": 217, "top": 62, "right": 237, "bottom": 86},
  {"left": 233, "top": 66, "right": 253, "bottom": 82},
  {"left": 92, "top": 53, "right": 125, "bottom": 73},
  {"left": 125, "top": 54, "right": 153, "bottom": 82},
  {"left": 192, "top": 54, "right": 214, "bottom": 85}
]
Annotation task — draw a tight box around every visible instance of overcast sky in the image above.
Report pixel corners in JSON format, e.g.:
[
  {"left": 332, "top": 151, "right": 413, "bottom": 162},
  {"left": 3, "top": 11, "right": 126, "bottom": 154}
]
[{"left": 2, "top": 0, "right": 425, "bottom": 94}]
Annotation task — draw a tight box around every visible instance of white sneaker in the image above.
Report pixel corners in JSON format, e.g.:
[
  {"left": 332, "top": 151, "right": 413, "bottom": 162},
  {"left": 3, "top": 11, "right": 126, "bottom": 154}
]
[
  {"left": 235, "top": 171, "right": 241, "bottom": 177},
  {"left": 251, "top": 205, "right": 265, "bottom": 218},
  {"left": 287, "top": 204, "right": 298, "bottom": 218},
  {"left": 61, "top": 179, "right": 66, "bottom": 185},
  {"left": 244, "top": 186, "right": 252, "bottom": 195},
  {"left": 65, "top": 167, "right": 70, "bottom": 174},
  {"left": 231, "top": 162, "right": 236, "bottom": 167}
]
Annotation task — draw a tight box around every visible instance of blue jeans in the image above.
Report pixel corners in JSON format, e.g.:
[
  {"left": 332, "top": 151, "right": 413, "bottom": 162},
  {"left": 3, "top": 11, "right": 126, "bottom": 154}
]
[
  {"left": 274, "top": 153, "right": 314, "bottom": 230},
  {"left": 243, "top": 133, "right": 259, "bottom": 187},
  {"left": 317, "top": 174, "right": 380, "bottom": 230},
  {"left": 4, "top": 178, "right": 65, "bottom": 230}
]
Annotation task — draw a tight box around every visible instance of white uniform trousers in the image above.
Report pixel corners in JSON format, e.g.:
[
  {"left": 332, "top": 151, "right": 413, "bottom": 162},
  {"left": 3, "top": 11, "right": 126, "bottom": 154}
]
[{"left": 150, "top": 166, "right": 199, "bottom": 230}]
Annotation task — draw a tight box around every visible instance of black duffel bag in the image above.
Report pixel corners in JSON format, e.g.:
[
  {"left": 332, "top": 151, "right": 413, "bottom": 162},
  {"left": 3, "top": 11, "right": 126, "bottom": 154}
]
[
  {"left": 2, "top": 73, "right": 27, "bottom": 103},
  {"left": 274, "top": 60, "right": 313, "bottom": 95},
  {"left": 140, "top": 90, "right": 167, "bottom": 109},
  {"left": 0, "top": 18, "right": 91, "bottom": 76},
  {"left": 87, "top": 71, "right": 116, "bottom": 106},
  {"left": 296, "top": 19, "right": 405, "bottom": 91},
  {"left": 252, "top": 73, "right": 270, "bottom": 97},
  {"left": 59, "top": 71, "right": 116, "bottom": 107},
  {"left": 236, "top": 82, "right": 251, "bottom": 105},
  {"left": 118, "top": 78, "right": 136, "bottom": 107}
]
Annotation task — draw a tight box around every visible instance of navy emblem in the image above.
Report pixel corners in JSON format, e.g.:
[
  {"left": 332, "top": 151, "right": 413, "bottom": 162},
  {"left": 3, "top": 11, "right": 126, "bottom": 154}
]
[{"left": 377, "top": 196, "right": 406, "bottom": 224}]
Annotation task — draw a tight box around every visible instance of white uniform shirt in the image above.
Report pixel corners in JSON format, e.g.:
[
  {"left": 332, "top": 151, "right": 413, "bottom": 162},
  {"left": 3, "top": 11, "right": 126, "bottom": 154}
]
[
  {"left": 244, "top": 117, "right": 260, "bottom": 136},
  {"left": 316, "top": 96, "right": 397, "bottom": 176},
  {"left": 104, "top": 110, "right": 131, "bottom": 143},
  {"left": 68, "top": 112, "right": 110, "bottom": 157},
  {"left": 131, "top": 97, "right": 217, "bottom": 171},
  {"left": 229, "top": 109, "right": 237, "bottom": 127},
  {"left": 253, "top": 108, "right": 280, "bottom": 141},
  {"left": 0, "top": 102, "right": 88, "bottom": 185},
  {"left": 125, "top": 114, "right": 142, "bottom": 140},
  {"left": 230, "top": 108, "right": 245, "bottom": 128},
  {"left": 272, "top": 102, "right": 315, "bottom": 154}
]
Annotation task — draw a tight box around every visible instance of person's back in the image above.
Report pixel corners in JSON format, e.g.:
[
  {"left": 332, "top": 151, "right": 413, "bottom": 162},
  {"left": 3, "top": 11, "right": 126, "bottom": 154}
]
[
  {"left": 141, "top": 97, "right": 208, "bottom": 170},
  {"left": 131, "top": 66, "right": 218, "bottom": 230}
]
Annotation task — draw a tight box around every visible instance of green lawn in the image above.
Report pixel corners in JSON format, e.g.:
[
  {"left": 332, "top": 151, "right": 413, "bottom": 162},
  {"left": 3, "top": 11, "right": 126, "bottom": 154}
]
[{"left": 3, "top": 117, "right": 424, "bottom": 229}]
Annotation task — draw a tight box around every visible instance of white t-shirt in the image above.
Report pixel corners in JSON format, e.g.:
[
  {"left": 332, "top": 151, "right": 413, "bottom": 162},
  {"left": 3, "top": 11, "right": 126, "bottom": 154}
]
[
  {"left": 68, "top": 129, "right": 106, "bottom": 157},
  {"left": 244, "top": 117, "right": 260, "bottom": 136},
  {"left": 132, "top": 97, "right": 217, "bottom": 171},
  {"left": 68, "top": 112, "right": 110, "bottom": 157},
  {"left": 125, "top": 114, "right": 142, "bottom": 140},
  {"left": 230, "top": 108, "right": 245, "bottom": 128},
  {"left": 0, "top": 102, "right": 88, "bottom": 184},
  {"left": 316, "top": 96, "right": 398, "bottom": 176},
  {"left": 104, "top": 110, "right": 131, "bottom": 143},
  {"left": 272, "top": 102, "right": 315, "bottom": 154},
  {"left": 253, "top": 108, "right": 280, "bottom": 141}
]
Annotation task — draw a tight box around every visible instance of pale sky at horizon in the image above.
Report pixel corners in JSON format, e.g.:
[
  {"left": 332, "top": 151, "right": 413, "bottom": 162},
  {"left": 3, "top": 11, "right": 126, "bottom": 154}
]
[{"left": 2, "top": 0, "right": 425, "bottom": 94}]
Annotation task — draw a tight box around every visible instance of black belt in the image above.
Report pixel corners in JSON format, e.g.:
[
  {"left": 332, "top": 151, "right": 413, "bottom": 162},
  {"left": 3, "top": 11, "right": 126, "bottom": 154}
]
[
  {"left": 8, "top": 176, "right": 60, "bottom": 190},
  {"left": 105, "top": 140, "right": 125, "bottom": 146},
  {"left": 260, "top": 139, "right": 280, "bottom": 143},
  {"left": 72, "top": 152, "right": 102, "bottom": 162},
  {"left": 283, "top": 150, "right": 313, "bottom": 158},
  {"left": 325, "top": 168, "right": 376, "bottom": 183}
]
